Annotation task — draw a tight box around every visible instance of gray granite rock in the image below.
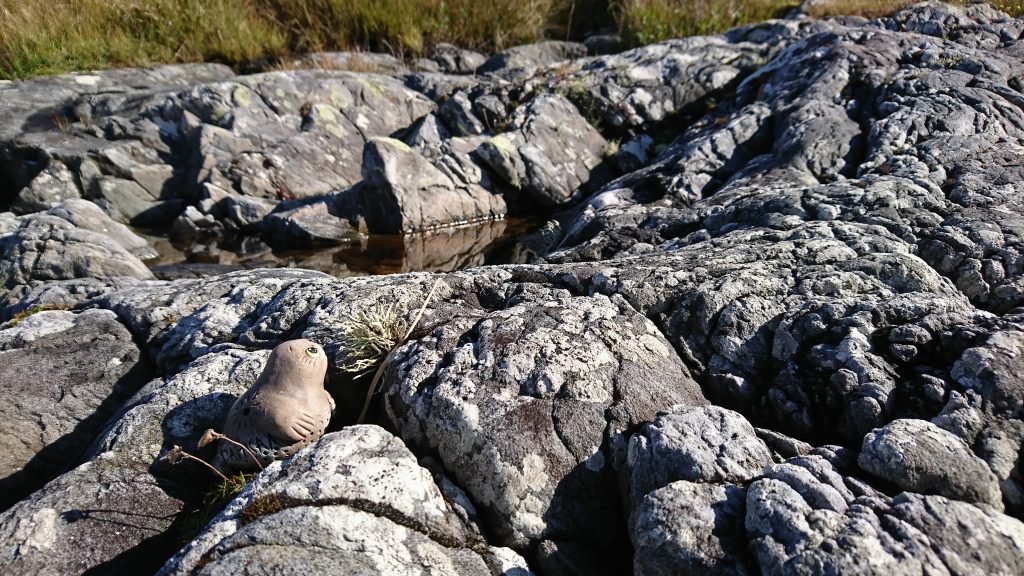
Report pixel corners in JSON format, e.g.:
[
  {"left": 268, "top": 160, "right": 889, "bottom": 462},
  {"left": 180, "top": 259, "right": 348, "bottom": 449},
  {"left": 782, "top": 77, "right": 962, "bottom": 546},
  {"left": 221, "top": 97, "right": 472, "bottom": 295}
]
[
  {"left": 360, "top": 137, "right": 506, "bottom": 233},
  {"left": 44, "top": 198, "right": 157, "bottom": 258},
  {"left": 625, "top": 406, "right": 773, "bottom": 518},
  {"left": 160, "top": 426, "right": 531, "bottom": 575},
  {"left": 876, "top": 0, "right": 1024, "bottom": 49},
  {"left": 431, "top": 43, "right": 488, "bottom": 74},
  {"left": 299, "top": 51, "right": 409, "bottom": 74},
  {"left": 0, "top": 309, "right": 151, "bottom": 509},
  {"left": 440, "top": 91, "right": 488, "bottom": 136},
  {"left": 385, "top": 290, "right": 706, "bottom": 571},
  {"left": 0, "top": 209, "right": 155, "bottom": 312},
  {"left": 535, "top": 26, "right": 803, "bottom": 133},
  {"left": 478, "top": 41, "right": 588, "bottom": 79},
  {"left": 92, "top": 268, "right": 334, "bottom": 369},
  {"left": 1, "top": 3, "right": 1024, "bottom": 575},
  {"left": 746, "top": 457, "right": 1024, "bottom": 576},
  {"left": 860, "top": 418, "right": 1003, "bottom": 508},
  {"left": 2, "top": 65, "right": 435, "bottom": 234},
  {"left": 9, "top": 161, "right": 80, "bottom": 214},
  {"left": 263, "top": 198, "right": 361, "bottom": 245},
  {"left": 952, "top": 329, "right": 1024, "bottom": 419},
  {"left": 170, "top": 205, "right": 223, "bottom": 238},
  {"left": 633, "top": 481, "right": 751, "bottom": 576},
  {"left": 0, "top": 349, "right": 265, "bottom": 575},
  {"left": 476, "top": 93, "right": 610, "bottom": 207},
  {"left": 224, "top": 194, "right": 276, "bottom": 230}
]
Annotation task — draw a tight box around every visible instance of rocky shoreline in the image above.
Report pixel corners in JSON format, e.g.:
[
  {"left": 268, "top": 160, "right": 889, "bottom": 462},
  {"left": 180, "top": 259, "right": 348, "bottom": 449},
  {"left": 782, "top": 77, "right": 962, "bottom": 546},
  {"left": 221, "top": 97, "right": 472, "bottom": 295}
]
[{"left": 1, "top": 2, "right": 1023, "bottom": 574}]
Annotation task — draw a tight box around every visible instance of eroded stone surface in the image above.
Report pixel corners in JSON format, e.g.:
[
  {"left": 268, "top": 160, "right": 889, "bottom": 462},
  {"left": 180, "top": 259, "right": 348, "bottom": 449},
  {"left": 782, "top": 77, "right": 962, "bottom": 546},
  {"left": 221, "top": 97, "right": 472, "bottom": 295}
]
[
  {"left": 1, "top": 3, "right": 1024, "bottom": 575},
  {"left": 0, "top": 349, "right": 265, "bottom": 575},
  {"left": 385, "top": 290, "right": 705, "bottom": 571},
  {"left": 860, "top": 418, "right": 1003, "bottom": 507},
  {"left": 0, "top": 309, "right": 150, "bottom": 509},
  {"left": 0, "top": 203, "right": 155, "bottom": 311},
  {"left": 161, "top": 426, "right": 531, "bottom": 575}
]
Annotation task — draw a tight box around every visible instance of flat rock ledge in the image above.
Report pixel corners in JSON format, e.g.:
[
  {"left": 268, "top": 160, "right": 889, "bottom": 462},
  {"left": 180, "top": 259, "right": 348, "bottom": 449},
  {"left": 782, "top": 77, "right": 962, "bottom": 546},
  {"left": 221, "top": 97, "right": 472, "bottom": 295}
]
[{"left": 1, "top": 2, "right": 1024, "bottom": 576}]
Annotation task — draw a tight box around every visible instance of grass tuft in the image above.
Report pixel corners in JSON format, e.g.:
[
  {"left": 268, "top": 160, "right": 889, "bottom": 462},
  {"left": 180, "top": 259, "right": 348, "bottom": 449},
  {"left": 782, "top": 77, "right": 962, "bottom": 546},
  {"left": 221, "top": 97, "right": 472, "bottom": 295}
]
[
  {"left": 176, "top": 471, "right": 256, "bottom": 541},
  {"left": 612, "top": 0, "right": 797, "bottom": 45},
  {"left": 334, "top": 280, "right": 441, "bottom": 424},
  {"left": 0, "top": 0, "right": 286, "bottom": 80},
  {"left": 4, "top": 304, "right": 71, "bottom": 327},
  {"left": 336, "top": 303, "right": 409, "bottom": 374},
  {"left": 239, "top": 493, "right": 285, "bottom": 525}
]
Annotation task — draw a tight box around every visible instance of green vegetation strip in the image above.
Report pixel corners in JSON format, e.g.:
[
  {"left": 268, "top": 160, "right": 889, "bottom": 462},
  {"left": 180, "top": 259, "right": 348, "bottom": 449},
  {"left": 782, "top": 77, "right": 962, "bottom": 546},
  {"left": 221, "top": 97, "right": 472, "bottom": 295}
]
[{"left": 1, "top": 1, "right": 1022, "bottom": 80}]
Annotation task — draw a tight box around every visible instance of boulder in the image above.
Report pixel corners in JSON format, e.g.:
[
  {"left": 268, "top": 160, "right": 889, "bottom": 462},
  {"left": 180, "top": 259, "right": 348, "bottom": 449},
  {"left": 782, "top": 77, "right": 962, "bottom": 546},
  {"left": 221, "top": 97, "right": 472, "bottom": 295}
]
[
  {"left": 44, "top": 198, "right": 158, "bottom": 258},
  {"left": 0, "top": 209, "right": 155, "bottom": 311},
  {"left": 952, "top": 330, "right": 1024, "bottom": 419},
  {"left": 430, "top": 43, "right": 488, "bottom": 74},
  {"left": 263, "top": 199, "right": 360, "bottom": 245},
  {"left": 478, "top": 41, "right": 588, "bottom": 79},
  {"left": 625, "top": 406, "right": 773, "bottom": 519},
  {"left": 746, "top": 457, "right": 1024, "bottom": 575},
  {"left": 360, "top": 137, "right": 506, "bottom": 233},
  {"left": 633, "top": 481, "right": 751, "bottom": 576},
  {"left": 0, "top": 349, "right": 266, "bottom": 575},
  {"left": 537, "top": 27, "right": 801, "bottom": 132},
  {"left": 160, "top": 426, "right": 531, "bottom": 575},
  {"left": 0, "top": 309, "right": 151, "bottom": 509},
  {"left": 299, "top": 51, "right": 409, "bottom": 74},
  {"left": 224, "top": 195, "right": 276, "bottom": 230},
  {"left": 2, "top": 66, "right": 436, "bottom": 234},
  {"left": 9, "top": 161, "right": 80, "bottom": 214},
  {"left": 385, "top": 290, "right": 706, "bottom": 571},
  {"left": 626, "top": 406, "right": 771, "bottom": 576},
  {"left": 476, "top": 93, "right": 610, "bottom": 207},
  {"left": 860, "top": 418, "right": 1003, "bottom": 507}
]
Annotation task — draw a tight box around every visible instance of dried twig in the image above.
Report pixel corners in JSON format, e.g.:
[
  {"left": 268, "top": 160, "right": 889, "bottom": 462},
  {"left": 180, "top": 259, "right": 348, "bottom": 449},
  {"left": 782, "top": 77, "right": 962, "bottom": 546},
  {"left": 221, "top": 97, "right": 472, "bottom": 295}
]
[
  {"left": 198, "top": 429, "right": 265, "bottom": 471},
  {"left": 165, "top": 445, "right": 228, "bottom": 481}
]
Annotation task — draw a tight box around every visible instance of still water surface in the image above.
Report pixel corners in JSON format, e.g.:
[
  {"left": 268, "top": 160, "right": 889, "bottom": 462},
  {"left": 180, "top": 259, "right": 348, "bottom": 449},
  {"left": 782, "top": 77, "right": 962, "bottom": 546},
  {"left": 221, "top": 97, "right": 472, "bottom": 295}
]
[{"left": 144, "top": 218, "right": 539, "bottom": 279}]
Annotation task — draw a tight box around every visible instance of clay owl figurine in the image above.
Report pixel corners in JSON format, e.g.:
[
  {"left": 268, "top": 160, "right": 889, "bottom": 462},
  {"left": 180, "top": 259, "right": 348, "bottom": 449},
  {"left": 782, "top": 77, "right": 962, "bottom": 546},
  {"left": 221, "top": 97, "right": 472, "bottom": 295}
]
[{"left": 211, "top": 339, "right": 335, "bottom": 471}]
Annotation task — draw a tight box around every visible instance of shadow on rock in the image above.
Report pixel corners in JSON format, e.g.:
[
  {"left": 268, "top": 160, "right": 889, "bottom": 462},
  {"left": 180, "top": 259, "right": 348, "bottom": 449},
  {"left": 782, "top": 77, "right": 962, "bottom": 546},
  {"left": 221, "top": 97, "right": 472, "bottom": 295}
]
[
  {"left": 535, "top": 457, "right": 633, "bottom": 576},
  {"left": 0, "top": 309, "right": 155, "bottom": 511},
  {"left": 0, "top": 352, "right": 152, "bottom": 511}
]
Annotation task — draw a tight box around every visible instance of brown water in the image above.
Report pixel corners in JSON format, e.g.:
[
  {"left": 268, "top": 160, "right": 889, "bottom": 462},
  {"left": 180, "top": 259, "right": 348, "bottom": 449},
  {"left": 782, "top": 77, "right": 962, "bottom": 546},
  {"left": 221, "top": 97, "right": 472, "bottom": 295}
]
[{"left": 144, "top": 218, "right": 539, "bottom": 280}]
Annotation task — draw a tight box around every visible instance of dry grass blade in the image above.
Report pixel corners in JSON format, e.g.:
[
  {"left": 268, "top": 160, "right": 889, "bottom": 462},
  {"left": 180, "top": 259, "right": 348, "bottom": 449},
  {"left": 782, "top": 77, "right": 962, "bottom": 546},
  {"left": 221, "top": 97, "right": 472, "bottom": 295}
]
[
  {"left": 356, "top": 279, "right": 442, "bottom": 424},
  {"left": 5, "top": 0, "right": 1023, "bottom": 80}
]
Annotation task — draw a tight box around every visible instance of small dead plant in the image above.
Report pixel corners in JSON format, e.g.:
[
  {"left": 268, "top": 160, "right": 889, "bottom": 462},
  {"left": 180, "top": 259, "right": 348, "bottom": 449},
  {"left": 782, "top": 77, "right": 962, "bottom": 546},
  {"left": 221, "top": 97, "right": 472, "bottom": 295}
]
[
  {"left": 337, "top": 279, "right": 441, "bottom": 423},
  {"left": 163, "top": 438, "right": 261, "bottom": 541}
]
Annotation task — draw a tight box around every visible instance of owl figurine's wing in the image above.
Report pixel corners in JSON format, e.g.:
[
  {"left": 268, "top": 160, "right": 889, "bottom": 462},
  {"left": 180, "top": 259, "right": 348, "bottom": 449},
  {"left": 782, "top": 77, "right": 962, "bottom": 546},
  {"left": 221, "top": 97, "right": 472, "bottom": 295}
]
[{"left": 245, "top": 393, "right": 322, "bottom": 445}]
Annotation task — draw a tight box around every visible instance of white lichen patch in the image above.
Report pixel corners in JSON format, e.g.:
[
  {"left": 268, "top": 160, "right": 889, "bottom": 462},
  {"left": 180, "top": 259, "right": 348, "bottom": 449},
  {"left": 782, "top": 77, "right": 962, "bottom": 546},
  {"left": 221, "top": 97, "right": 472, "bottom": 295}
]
[
  {"left": 9, "top": 507, "right": 58, "bottom": 557},
  {"left": 73, "top": 75, "right": 101, "bottom": 86}
]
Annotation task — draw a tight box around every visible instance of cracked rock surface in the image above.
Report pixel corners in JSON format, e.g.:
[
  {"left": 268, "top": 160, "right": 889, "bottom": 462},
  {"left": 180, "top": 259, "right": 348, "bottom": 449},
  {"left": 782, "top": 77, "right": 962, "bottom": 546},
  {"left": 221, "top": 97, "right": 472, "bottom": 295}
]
[
  {"left": 0, "top": 309, "right": 151, "bottom": 510},
  {"left": 1, "top": 2, "right": 1024, "bottom": 575},
  {"left": 385, "top": 290, "right": 705, "bottom": 569},
  {"left": 161, "top": 425, "right": 530, "bottom": 575}
]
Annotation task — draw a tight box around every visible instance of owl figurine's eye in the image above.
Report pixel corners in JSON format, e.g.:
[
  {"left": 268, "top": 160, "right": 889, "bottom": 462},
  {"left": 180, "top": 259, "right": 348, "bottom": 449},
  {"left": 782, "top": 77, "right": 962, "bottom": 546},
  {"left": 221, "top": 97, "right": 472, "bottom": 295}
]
[{"left": 305, "top": 346, "right": 320, "bottom": 357}]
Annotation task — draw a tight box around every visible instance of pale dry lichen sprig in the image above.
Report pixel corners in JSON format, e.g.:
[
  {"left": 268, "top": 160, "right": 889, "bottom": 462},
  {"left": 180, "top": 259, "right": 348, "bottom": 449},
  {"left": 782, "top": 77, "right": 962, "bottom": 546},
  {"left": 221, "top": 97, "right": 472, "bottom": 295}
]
[
  {"left": 336, "top": 302, "right": 409, "bottom": 373},
  {"left": 332, "top": 280, "right": 442, "bottom": 424}
]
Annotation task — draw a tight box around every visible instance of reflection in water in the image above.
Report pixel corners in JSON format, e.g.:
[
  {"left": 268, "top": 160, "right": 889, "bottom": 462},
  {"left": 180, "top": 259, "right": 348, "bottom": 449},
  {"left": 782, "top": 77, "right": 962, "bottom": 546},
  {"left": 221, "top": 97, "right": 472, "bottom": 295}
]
[
  {"left": 146, "top": 218, "right": 537, "bottom": 279},
  {"left": 338, "top": 219, "right": 510, "bottom": 274}
]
